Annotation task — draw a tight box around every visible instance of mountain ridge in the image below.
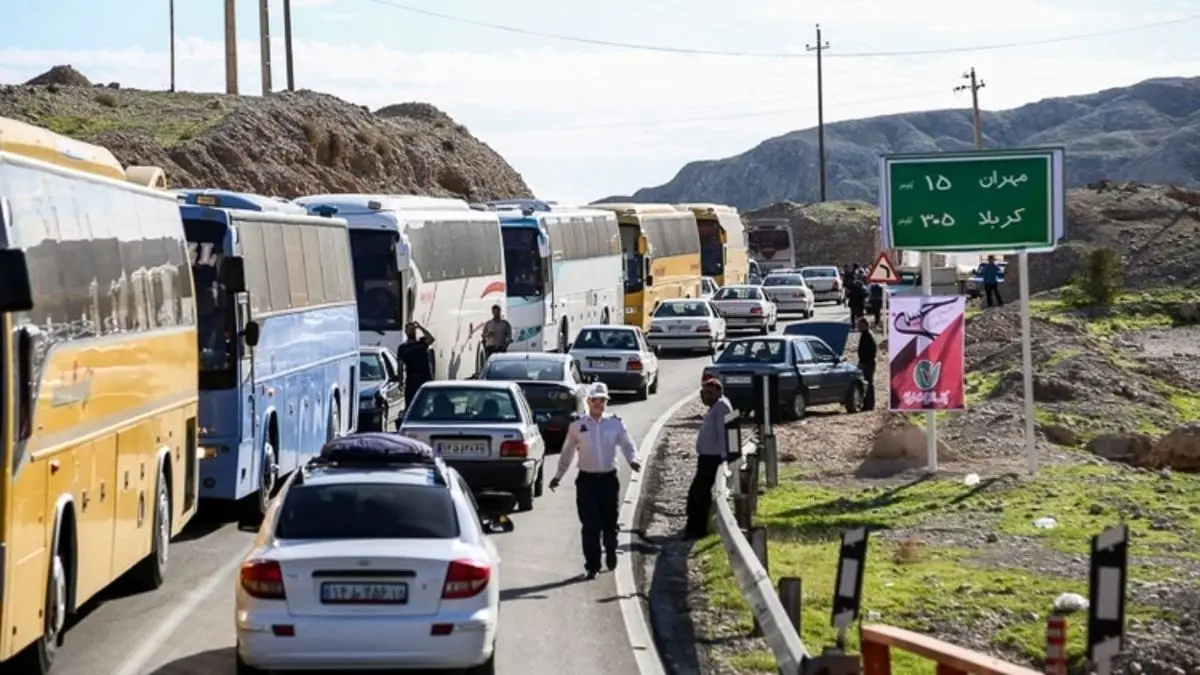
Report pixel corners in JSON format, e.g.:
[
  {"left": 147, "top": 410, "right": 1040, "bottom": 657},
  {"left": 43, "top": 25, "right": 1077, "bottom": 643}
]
[{"left": 609, "top": 76, "right": 1200, "bottom": 210}]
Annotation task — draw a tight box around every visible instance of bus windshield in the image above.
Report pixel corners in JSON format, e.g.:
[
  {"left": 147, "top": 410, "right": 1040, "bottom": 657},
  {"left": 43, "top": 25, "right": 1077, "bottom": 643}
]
[
  {"left": 350, "top": 230, "right": 403, "bottom": 332},
  {"left": 698, "top": 221, "right": 724, "bottom": 277},
  {"left": 620, "top": 224, "right": 644, "bottom": 293},
  {"left": 748, "top": 229, "right": 790, "bottom": 259},
  {"left": 502, "top": 227, "right": 543, "bottom": 297},
  {"left": 184, "top": 219, "right": 235, "bottom": 388}
]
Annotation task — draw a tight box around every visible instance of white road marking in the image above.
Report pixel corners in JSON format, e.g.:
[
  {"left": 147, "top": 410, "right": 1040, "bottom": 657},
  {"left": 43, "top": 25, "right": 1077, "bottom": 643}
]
[
  {"left": 112, "top": 545, "right": 253, "bottom": 675},
  {"left": 615, "top": 389, "right": 699, "bottom": 675}
]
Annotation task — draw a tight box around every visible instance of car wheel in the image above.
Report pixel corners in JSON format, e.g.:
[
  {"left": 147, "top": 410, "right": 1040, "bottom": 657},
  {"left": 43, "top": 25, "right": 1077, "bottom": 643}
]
[
  {"left": 516, "top": 483, "right": 535, "bottom": 511},
  {"left": 759, "top": 325, "right": 769, "bottom": 335},
  {"left": 787, "top": 392, "right": 807, "bottom": 421},
  {"left": 236, "top": 648, "right": 266, "bottom": 675},
  {"left": 533, "top": 463, "right": 544, "bottom": 498},
  {"left": 845, "top": 383, "right": 864, "bottom": 413},
  {"left": 635, "top": 381, "right": 649, "bottom": 401},
  {"left": 467, "top": 651, "right": 497, "bottom": 675},
  {"left": 649, "top": 371, "right": 659, "bottom": 394}
]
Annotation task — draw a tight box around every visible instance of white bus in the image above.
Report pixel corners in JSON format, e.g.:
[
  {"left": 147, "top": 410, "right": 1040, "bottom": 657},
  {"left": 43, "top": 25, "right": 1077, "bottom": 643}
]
[
  {"left": 294, "top": 194, "right": 505, "bottom": 380},
  {"left": 745, "top": 218, "right": 796, "bottom": 272},
  {"left": 488, "top": 199, "right": 624, "bottom": 352}
]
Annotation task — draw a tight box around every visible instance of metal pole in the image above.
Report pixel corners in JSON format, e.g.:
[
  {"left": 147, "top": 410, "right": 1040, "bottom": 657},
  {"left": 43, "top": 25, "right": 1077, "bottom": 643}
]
[
  {"left": 922, "top": 253, "right": 937, "bottom": 472},
  {"left": 969, "top": 68, "right": 983, "bottom": 149},
  {"left": 761, "top": 376, "right": 778, "bottom": 487},
  {"left": 224, "top": 0, "right": 239, "bottom": 95},
  {"left": 283, "top": 0, "right": 296, "bottom": 90},
  {"left": 1020, "top": 250, "right": 1036, "bottom": 473},
  {"left": 806, "top": 25, "right": 831, "bottom": 202},
  {"left": 169, "top": 0, "right": 176, "bottom": 92},
  {"left": 259, "top": 0, "right": 273, "bottom": 95}
]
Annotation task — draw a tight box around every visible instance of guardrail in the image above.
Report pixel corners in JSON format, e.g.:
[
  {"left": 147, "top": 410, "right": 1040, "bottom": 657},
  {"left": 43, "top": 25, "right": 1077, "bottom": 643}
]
[{"left": 711, "top": 433, "right": 1128, "bottom": 675}]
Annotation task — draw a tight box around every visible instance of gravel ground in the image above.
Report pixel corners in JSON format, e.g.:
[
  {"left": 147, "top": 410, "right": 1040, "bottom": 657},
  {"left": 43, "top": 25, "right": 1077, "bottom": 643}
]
[{"left": 637, "top": 326, "right": 1200, "bottom": 674}]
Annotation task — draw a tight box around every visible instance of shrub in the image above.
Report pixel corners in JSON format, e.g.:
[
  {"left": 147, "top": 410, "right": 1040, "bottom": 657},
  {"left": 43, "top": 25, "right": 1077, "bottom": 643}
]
[{"left": 1065, "top": 247, "right": 1122, "bottom": 310}]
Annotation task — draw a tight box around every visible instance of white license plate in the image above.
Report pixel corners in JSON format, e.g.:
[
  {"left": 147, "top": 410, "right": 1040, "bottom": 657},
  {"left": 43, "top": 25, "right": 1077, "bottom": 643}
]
[
  {"left": 725, "top": 376, "right": 752, "bottom": 385},
  {"left": 434, "top": 439, "right": 489, "bottom": 457},
  {"left": 320, "top": 582, "right": 408, "bottom": 604},
  {"left": 589, "top": 360, "right": 619, "bottom": 369},
  {"left": 670, "top": 325, "right": 691, "bottom": 332}
]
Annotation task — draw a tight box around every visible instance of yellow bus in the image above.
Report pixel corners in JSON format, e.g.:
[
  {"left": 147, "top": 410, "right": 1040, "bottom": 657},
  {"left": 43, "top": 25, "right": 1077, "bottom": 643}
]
[
  {"left": 590, "top": 203, "right": 702, "bottom": 329},
  {"left": 677, "top": 203, "right": 748, "bottom": 287},
  {"left": 0, "top": 117, "right": 198, "bottom": 673}
]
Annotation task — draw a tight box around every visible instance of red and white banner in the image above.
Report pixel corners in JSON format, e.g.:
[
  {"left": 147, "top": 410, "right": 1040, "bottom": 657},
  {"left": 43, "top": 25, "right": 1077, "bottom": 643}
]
[{"left": 887, "top": 295, "right": 966, "bottom": 411}]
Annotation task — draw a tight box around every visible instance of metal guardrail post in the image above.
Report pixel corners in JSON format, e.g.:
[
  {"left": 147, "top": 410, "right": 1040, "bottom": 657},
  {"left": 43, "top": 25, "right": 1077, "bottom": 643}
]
[
  {"left": 744, "top": 453, "right": 760, "bottom": 514},
  {"left": 746, "top": 526, "right": 769, "bottom": 636},
  {"left": 779, "top": 577, "right": 802, "bottom": 636},
  {"left": 763, "top": 433, "right": 779, "bottom": 488},
  {"left": 734, "top": 494, "right": 753, "bottom": 529}
]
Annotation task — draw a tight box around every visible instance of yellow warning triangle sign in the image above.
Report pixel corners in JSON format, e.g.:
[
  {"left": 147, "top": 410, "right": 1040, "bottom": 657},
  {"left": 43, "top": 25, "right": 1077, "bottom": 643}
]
[{"left": 866, "top": 252, "right": 901, "bottom": 284}]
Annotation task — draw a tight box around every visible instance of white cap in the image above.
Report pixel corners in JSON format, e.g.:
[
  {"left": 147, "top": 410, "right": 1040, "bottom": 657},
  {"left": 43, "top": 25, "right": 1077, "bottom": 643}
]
[{"left": 586, "top": 382, "right": 611, "bottom": 400}]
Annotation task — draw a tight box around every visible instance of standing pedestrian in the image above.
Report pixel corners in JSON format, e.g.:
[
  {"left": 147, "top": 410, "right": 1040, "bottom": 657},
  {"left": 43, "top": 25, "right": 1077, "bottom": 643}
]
[
  {"left": 396, "top": 321, "right": 436, "bottom": 409},
  {"left": 847, "top": 277, "right": 868, "bottom": 324},
  {"left": 684, "top": 378, "right": 733, "bottom": 539},
  {"left": 482, "top": 304, "right": 513, "bottom": 358},
  {"left": 549, "top": 383, "right": 641, "bottom": 579},
  {"left": 868, "top": 281, "right": 885, "bottom": 328},
  {"left": 856, "top": 317, "right": 877, "bottom": 410},
  {"left": 980, "top": 255, "right": 1004, "bottom": 308}
]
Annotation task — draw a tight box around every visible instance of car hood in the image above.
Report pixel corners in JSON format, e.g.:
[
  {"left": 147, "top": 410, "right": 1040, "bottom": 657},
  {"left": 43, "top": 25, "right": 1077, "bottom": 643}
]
[
  {"left": 358, "top": 381, "right": 384, "bottom": 399},
  {"left": 783, "top": 321, "right": 851, "bottom": 355}
]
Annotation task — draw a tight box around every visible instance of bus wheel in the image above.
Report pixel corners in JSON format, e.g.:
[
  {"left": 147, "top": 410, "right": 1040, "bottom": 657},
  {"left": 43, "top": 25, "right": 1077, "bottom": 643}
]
[
  {"left": 15, "top": 544, "right": 67, "bottom": 673},
  {"left": 131, "top": 473, "right": 171, "bottom": 591},
  {"left": 327, "top": 403, "right": 341, "bottom": 442},
  {"left": 255, "top": 441, "right": 278, "bottom": 516}
]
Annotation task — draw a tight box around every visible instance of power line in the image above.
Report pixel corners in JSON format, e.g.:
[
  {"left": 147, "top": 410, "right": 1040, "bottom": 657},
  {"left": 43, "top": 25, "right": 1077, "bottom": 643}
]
[
  {"left": 486, "top": 89, "right": 947, "bottom": 132},
  {"left": 361, "top": 0, "right": 1200, "bottom": 59}
]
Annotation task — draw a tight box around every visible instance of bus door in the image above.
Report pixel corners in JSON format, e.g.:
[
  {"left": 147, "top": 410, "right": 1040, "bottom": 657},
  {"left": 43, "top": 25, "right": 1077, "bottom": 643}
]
[
  {"left": 537, "top": 228, "right": 557, "bottom": 348},
  {"left": 230, "top": 283, "right": 259, "bottom": 455}
]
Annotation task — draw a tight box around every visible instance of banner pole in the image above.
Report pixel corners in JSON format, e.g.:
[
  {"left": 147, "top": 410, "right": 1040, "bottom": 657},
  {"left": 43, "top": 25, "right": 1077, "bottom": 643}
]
[
  {"left": 1019, "top": 249, "right": 1037, "bottom": 473},
  {"left": 921, "top": 252, "right": 937, "bottom": 473}
]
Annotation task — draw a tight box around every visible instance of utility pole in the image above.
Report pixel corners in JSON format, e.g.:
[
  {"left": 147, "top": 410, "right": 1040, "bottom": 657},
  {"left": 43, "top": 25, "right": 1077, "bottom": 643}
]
[
  {"left": 169, "top": 0, "right": 176, "bottom": 91},
  {"left": 806, "top": 25, "right": 831, "bottom": 202},
  {"left": 954, "top": 67, "right": 986, "bottom": 149},
  {"left": 283, "top": 0, "right": 296, "bottom": 90},
  {"left": 259, "top": 0, "right": 273, "bottom": 95},
  {"left": 224, "top": 0, "right": 239, "bottom": 95}
]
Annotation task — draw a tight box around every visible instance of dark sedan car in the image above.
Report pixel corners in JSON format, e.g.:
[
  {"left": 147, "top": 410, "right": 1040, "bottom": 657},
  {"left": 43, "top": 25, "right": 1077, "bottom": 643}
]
[
  {"left": 475, "top": 352, "right": 590, "bottom": 453},
  {"left": 702, "top": 331, "right": 865, "bottom": 420},
  {"left": 357, "top": 346, "right": 404, "bottom": 431}
]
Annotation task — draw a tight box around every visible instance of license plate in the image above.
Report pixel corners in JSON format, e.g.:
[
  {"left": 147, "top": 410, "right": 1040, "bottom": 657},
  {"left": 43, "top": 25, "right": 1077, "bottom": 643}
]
[
  {"left": 589, "top": 360, "right": 619, "bottom": 369},
  {"left": 670, "top": 325, "right": 691, "bottom": 332},
  {"left": 534, "top": 411, "right": 552, "bottom": 423},
  {"left": 320, "top": 582, "right": 408, "bottom": 604},
  {"left": 725, "top": 376, "right": 752, "bottom": 385},
  {"left": 434, "top": 439, "right": 489, "bottom": 457}
]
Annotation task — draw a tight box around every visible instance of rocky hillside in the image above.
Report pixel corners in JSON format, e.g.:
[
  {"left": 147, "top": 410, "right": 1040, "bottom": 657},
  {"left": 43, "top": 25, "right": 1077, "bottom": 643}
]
[
  {"left": 616, "top": 76, "right": 1200, "bottom": 210},
  {"left": 0, "top": 66, "right": 532, "bottom": 200}
]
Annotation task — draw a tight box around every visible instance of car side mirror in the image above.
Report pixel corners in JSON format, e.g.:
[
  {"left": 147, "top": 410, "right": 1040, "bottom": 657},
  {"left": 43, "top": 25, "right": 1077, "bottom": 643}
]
[{"left": 243, "top": 320, "right": 261, "bottom": 348}]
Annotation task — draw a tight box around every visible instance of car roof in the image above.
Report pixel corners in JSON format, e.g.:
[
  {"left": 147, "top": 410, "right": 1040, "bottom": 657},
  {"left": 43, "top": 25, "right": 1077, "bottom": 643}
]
[
  {"left": 487, "top": 352, "right": 571, "bottom": 363},
  {"left": 718, "top": 284, "right": 759, "bottom": 290},
  {"left": 578, "top": 324, "right": 637, "bottom": 332},
  {"left": 298, "top": 465, "right": 454, "bottom": 488},
  {"left": 419, "top": 379, "right": 519, "bottom": 391},
  {"left": 800, "top": 266, "right": 839, "bottom": 271},
  {"left": 660, "top": 298, "right": 707, "bottom": 304}
]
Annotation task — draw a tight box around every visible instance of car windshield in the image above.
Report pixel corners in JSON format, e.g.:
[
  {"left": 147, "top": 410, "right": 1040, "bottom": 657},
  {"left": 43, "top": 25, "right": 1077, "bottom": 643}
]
[
  {"left": 801, "top": 268, "right": 838, "bottom": 278},
  {"left": 573, "top": 328, "right": 640, "bottom": 351},
  {"left": 654, "top": 302, "right": 710, "bottom": 318},
  {"left": 406, "top": 387, "right": 520, "bottom": 423},
  {"left": 484, "top": 359, "right": 565, "bottom": 382},
  {"left": 717, "top": 340, "right": 787, "bottom": 364},
  {"left": 762, "top": 275, "right": 805, "bottom": 287},
  {"left": 713, "top": 287, "right": 762, "bottom": 301},
  {"left": 275, "top": 483, "right": 459, "bottom": 540},
  {"left": 359, "top": 352, "right": 387, "bottom": 381}
]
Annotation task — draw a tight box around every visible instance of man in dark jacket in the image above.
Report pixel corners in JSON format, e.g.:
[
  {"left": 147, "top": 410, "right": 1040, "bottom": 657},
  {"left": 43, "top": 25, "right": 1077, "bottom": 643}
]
[
  {"left": 846, "top": 278, "right": 868, "bottom": 324},
  {"left": 856, "top": 317, "right": 877, "bottom": 410},
  {"left": 868, "top": 282, "right": 885, "bottom": 327}
]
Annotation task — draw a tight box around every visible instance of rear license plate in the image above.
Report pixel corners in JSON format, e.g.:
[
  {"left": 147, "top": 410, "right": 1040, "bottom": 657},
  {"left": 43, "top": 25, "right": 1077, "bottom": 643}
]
[
  {"left": 670, "top": 325, "right": 690, "bottom": 332},
  {"left": 589, "top": 360, "right": 619, "bottom": 369},
  {"left": 725, "top": 375, "right": 752, "bottom": 385},
  {"left": 433, "top": 439, "right": 489, "bottom": 457},
  {"left": 534, "top": 411, "right": 552, "bottom": 423},
  {"left": 320, "top": 582, "right": 408, "bottom": 604}
]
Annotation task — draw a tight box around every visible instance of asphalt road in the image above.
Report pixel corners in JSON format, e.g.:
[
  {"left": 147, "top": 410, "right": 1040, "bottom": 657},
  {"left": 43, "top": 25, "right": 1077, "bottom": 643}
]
[{"left": 23, "top": 304, "right": 846, "bottom": 675}]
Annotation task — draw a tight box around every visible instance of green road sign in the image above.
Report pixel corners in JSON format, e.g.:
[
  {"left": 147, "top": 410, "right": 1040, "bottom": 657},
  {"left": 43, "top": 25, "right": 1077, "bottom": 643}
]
[{"left": 880, "top": 149, "right": 1066, "bottom": 252}]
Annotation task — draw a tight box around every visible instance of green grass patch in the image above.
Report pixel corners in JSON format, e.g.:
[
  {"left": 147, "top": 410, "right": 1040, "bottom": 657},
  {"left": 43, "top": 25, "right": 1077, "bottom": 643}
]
[
  {"left": 1085, "top": 313, "right": 1173, "bottom": 338},
  {"left": 965, "top": 369, "right": 1004, "bottom": 404},
  {"left": 695, "top": 463, "right": 1198, "bottom": 672}
]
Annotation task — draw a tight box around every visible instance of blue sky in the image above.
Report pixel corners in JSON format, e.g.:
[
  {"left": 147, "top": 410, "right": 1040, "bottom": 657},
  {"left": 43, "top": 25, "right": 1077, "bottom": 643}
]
[{"left": 4, "top": 0, "right": 1199, "bottom": 202}]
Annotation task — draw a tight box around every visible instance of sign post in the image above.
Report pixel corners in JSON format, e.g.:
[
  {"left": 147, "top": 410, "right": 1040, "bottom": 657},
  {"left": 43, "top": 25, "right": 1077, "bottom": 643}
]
[
  {"left": 878, "top": 149, "right": 1066, "bottom": 474},
  {"left": 1087, "top": 525, "right": 1128, "bottom": 675}
]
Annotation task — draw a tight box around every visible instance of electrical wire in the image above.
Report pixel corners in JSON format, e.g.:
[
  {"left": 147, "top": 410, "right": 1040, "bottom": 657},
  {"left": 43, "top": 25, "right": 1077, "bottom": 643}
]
[{"left": 361, "top": 0, "right": 1200, "bottom": 59}]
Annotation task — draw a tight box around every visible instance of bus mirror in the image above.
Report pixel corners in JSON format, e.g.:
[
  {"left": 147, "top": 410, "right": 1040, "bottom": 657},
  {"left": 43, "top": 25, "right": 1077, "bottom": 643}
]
[
  {"left": 0, "top": 249, "right": 34, "bottom": 313},
  {"left": 395, "top": 239, "right": 411, "bottom": 271},
  {"left": 637, "top": 235, "right": 648, "bottom": 255},
  {"left": 243, "top": 320, "right": 261, "bottom": 348},
  {"left": 223, "top": 256, "right": 247, "bottom": 294}
]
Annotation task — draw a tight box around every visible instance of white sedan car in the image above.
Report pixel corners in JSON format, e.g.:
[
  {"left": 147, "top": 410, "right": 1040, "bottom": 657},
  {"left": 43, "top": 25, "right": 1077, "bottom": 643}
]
[
  {"left": 235, "top": 433, "right": 509, "bottom": 675},
  {"left": 709, "top": 285, "right": 778, "bottom": 335},
  {"left": 569, "top": 324, "right": 660, "bottom": 400},
  {"left": 646, "top": 299, "right": 726, "bottom": 354},
  {"left": 760, "top": 273, "right": 815, "bottom": 318}
]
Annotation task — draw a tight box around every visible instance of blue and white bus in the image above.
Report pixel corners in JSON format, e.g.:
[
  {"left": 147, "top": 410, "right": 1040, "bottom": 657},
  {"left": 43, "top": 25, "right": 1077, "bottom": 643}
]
[
  {"left": 488, "top": 199, "right": 624, "bottom": 352},
  {"left": 179, "top": 189, "right": 359, "bottom": 513},
  {"left": 294, "top": 194, "right": 506, "bottom": 380}
]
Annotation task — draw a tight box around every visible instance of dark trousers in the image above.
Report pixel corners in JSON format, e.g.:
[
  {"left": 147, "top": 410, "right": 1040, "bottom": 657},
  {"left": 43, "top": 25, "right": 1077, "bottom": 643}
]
[
  {"left": 869, "top": 300, "right": 882, "bottom": 326},
  {"left": 576, "top": 471, "right": 620, "bottom": 572},
  {"left": 861, "top": 364, "right": 876, "bottom": 410},
  {"left": 984, "top": 283, "right": 1003, "bottom": 307},
  {"left": 403, "top": 376, "right": 430, "bottom": 410},
  {"left": 685, "top": 455, "right": 724, "bottom": 538},
  {"left": 484, "top": 345, "right": 507, "bottom": 357},
  {"left": 849, "top": 302, "right": 865, "bottom": 323}
]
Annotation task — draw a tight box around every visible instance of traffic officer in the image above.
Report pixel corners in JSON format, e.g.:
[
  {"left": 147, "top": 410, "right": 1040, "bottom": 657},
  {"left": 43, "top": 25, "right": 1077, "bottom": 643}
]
[{"left": 549, "top": 382, "right": 641, "bottom": 579}]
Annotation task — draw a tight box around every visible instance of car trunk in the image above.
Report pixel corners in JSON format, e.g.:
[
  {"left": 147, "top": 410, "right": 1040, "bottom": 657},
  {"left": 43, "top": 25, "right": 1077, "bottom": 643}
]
[
  {"left": 272, "top": 539, "right": 469, "bottom": 618},
  {"left": 401, "top": 422, "right": 520, "bottom": 460},
  {"left": 712, "top": 300, "right": 762, "bottom": 317},
  {"left": 572, "top": 348, "right": 636, "bottom": 370},
  {"left": 652, "top": 318, "right": 709, "bottom": 334},
  {"left": 763, "top": 287, "right": 806, "bottom": 302},
  {"left": 517, "top": 382, "right": 577, "bottom": 424},
  {"left": 805, "top": 277, "right": 838, "bottom": 292}
]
